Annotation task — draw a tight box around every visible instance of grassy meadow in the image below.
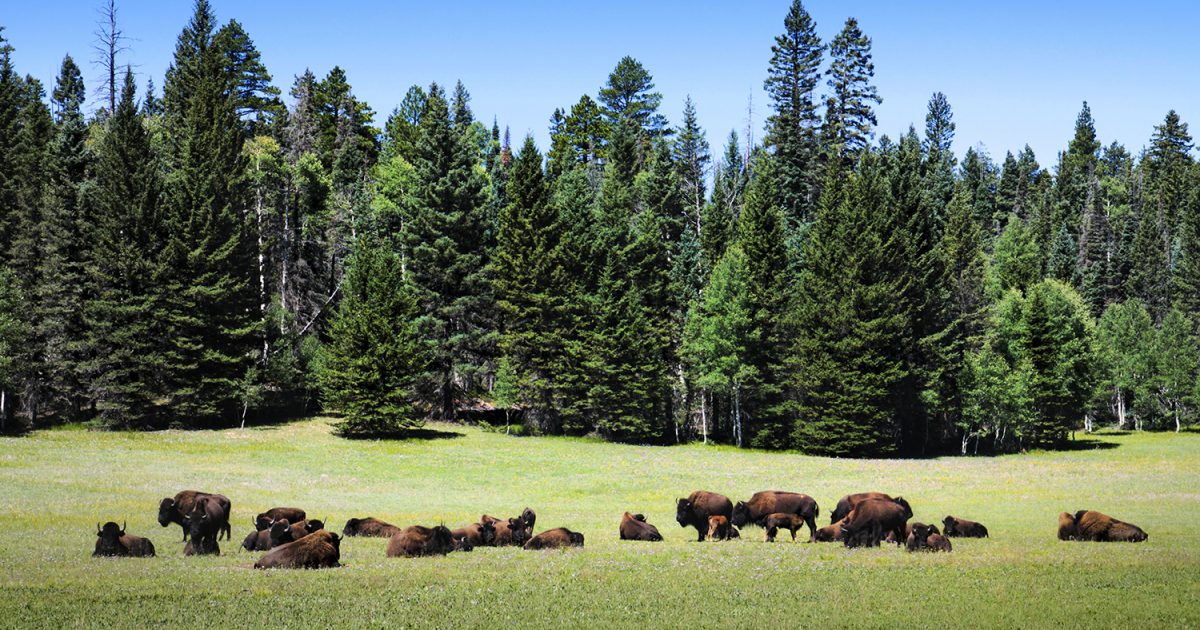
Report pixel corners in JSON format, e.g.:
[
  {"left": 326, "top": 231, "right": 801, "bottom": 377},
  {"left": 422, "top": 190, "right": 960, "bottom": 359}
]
[{"left": 1, "top": 418, "right": 1198, "bottom": 628}]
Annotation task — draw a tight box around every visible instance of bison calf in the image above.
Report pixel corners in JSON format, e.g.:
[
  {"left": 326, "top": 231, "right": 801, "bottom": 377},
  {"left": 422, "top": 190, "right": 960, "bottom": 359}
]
[
  {"left": 93, "top": 521, "right": 155, "bottom": 558},
  {"left": 619, "top": 512, "right": 663, "bottom": 541},
  {"left": 254, "top": 530, "right": 341, "bottom": 569},
  {"left": 763, "top": 513, "right": 804, "bottom": 542},
  {"left": 905, "top": 522, "right": 951, "bottom": 552},
  {"left": 942, "top": 515, "right": 989, "bottom": 538},
  {"left": 342, "top": 517, "right": 402, "bottom": 538},
  {"left": 524, "top": 527, "right": 585, "bottom": 550},
  {"left": 706, "top": 515, "right": 734, "bottom": 541}
]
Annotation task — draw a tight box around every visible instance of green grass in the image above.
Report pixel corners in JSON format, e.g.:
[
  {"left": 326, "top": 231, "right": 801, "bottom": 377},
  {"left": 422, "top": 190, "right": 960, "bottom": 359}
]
[{"left": 2, "top": 419, "right": 1198, "bottom": 629}]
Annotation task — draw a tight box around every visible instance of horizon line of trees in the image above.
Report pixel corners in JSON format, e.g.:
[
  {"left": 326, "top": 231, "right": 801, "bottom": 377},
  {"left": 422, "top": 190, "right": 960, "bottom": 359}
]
[{"left": 1, "top": 1, "right": 1198, "bottom": 457}]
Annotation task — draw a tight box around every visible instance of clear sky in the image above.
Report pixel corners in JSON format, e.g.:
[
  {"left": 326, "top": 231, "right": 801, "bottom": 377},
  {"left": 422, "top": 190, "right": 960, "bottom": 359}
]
[{"left": 3, "top": 1, "right": 1197, "bottom": 167}]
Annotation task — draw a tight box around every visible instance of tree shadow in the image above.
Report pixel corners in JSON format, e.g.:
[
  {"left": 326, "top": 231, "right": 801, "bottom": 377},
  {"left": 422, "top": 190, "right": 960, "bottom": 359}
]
[
  {"left": 1058, "top": 437, "right": 1120, "bottom": 451},
  {"left": 337, "top": 427, "right": 465, "bottom": 441}
]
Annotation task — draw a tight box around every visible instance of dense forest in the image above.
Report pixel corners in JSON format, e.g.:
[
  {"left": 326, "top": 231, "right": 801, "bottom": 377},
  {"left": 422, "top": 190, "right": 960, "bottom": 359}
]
[{"left": 1, "top": 1, "right": 1197, "bottom": 456}]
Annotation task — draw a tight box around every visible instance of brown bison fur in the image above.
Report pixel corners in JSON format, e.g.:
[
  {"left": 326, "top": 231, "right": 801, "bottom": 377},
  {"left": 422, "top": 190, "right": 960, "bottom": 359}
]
[
  {"left": 158, "top": 490, "right": 232, "bottom": 541},
  {"left": 183, "top": 537, "right": 220, "bottom": 556},
  {"left": 342, "top": 517, "right": 402, "bottom": 538},
  {"left": 521, "top": 507, "right": 536, "bottom": 531},
  {"left": 706, "top": 515, "right": 733, "bottom": 541},
  {"left": 619, "top": 512, "right": 663, "bottom": 541},
  {"left": 1071, "top": 510, "right": 1148, "bottom": 542},
  {"left": 183, "top": 496, "right": 227, "bottom": 555},
  {"left": 93, "top": 522, "right": 155, "bottom": 557},
  {"left": 243, "top": 518, "right": 297, "bottom": 551},
  {"left": 830, "top": 492, "right": 894, "bottom": 524},
  {"left": 887, "top": 521, "right": 941, "bottom": 544},
  {"left": 926, "top": 533, "right": 952, "bottom": 552},
  {"left": 731, "top": 491, "right": 820, "bottom": 541},
  {"left": 386, "top": 525, "right": 458, "bottom": 557},
  {"left": 288, "top": 518, "right": 324, "bottom": 541},
  {"left": 254, "top": 530, "right": 341, "bottom": 569},
  {"left": 942, "top": 515, "right": 989, "bottom": 538},
  {"left": 255, "top": 507, "right": 306, "bottom": 531},
  {"left": 905, "top": 522, "right": 947, "bottom": 552},
  {"left": 482, "top": 514, "right": 531, "bottom": 546},
  {"left": 676, "top": 491, "right": 733, "bottom": 542},
  {"left": 814, "top": 517, "right": 848, "bottom": 542},
  {"left": 841, "top": 499, "right": 909, "bottom": 548},
  {"left": 764, "top": 513, "right": 805, "bottom": 542},
  {"left": 451, "top": 520, "right": 496, "bottom": 547},
  {"left": 523, "top": 527, "right": 585, "bottom": 550},
  {"left": 1058, "top": 512, "right": 1077, "bottom": 540}
]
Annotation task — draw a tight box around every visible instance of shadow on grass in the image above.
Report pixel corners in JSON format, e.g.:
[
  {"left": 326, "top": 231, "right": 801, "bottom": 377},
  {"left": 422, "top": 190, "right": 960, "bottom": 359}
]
[
  {"left": 1059, "top": 437, "right": 1120, "bottom": 451},
  {"left": 337, "top": 427, "right": 466, "bottom": 441}
]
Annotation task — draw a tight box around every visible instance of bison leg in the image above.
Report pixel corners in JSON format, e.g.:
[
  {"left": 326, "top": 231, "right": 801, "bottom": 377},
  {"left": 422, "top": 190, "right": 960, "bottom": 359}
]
[
  {"left": 790, "top": 527, "right": 797, "bottom": 542},
  {"left": 805, "top": 516, "right": 817, "bottom": 542},
  {"left": 697, "top": 528, "right": 706, "bottom": 542},
  {"left": 180, "top": 523, "right": 189, "bottom": 542},
  {"left": 765, "top": 527, "right": 776, "bottom": 543}
]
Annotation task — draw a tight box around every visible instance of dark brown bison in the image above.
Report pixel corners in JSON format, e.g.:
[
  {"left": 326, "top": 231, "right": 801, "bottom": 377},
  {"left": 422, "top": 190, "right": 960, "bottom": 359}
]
[
  {"left": 814, "top": 517, "right": 848, "bottom": 542},
  {"left": 676, "top": 491, "right": 733, "bottom": 541},
  {"left": 288, "top": 518, "right": 324, "bottom": 542},
  {"left": 451, "top": 520, "right": 496, "bottom": 547},
  {"left": 1062, "top": 510, "right": 1147, "bottom": 542},
  {"left": 342, "top": 517, "right": 402, "bottom": 538},
  {"left": 904, "top": 522, "right": 950, "bottom": 552},
  {"left": 1057, "top": 512, "right": 1077, "bottom": 540},
  {"left": 386, "top": 525, "right": 459, "bottom": 557},
  {"left": 841, "top": 498, "right": 910, "bottom": 548},
  {"left": 254, "top": 530, "right": 341, "bottom": 569},
  {"left": 483, "top": 514, "right": 532, "bottom": 546},
  {"left": 830, "top": 492, "right": 907, "bottom": 524},
  {"left": 243, "top": 518, "right": 297, "bottom": 551},
  {"left": 942, "top": 515, "right": 989, "bottom": 538},
  {"left": 763, "top": 513, "right": 805, "bottom": 542},
  {"left": 183, "top": 537, "right": 220, "bottom": 556},
  {"left": 706, "top": 515, "right": 734, "bottom": 541},
  {"left": 158, "top": 490, "right": 232, "bottom": 541},
  {"left": 93, "top": 521, "right": 156, "bottom": 557},
  {"left": 619, "top": 512, "right": 663, "bottom": 541},
  {"left": 926, "top": 533, "right": 952, "bottom": 552},
  {"left": 255, "top": 507, "right": 306, "bottom": 531},
  {"left": 183, "top": 496, "right": 227, "bottom": 556},
  {"left": 731, "top": 491, "right": 819, "bottom": 541},
  {"left": 886, "top": 521, "right": 940, "bottom": 544},
  {"left": 521, "top": 507, "right": 536, "bottom": 531},
  {"left": 524, "top": 527, "right": 585, "bottom": 550}
]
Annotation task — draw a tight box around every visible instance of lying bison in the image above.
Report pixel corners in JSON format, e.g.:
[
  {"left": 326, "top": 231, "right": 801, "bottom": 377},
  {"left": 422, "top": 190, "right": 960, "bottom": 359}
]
[
  {"left": 93, "top": 521, "right": 155, "bottom": 557},
  {"left": 764, "top": 513, "right": 806, "bottom": 542},
  {"left": 158, "top": 490, "right": 232, "bottom": 541},
  {"left": 676, "top": 491, "right": 733, "bottom": 542},
  {"left": 483, "top": 514, "right": 532, "bottom": 546},
  {"left": 343, "top": 517, "right": 402, "bottom": 538},
  {"left": 254, "top": 530, "right": 341, "bottom": 569},
  {"left": 1059, "top": 510, "right": 1147, "bottom": 542},
  {"left": 885, "top": 521, "right": 940, "bottom": 544},
  {"left": 619, "top": 512, "right": 662, "bottom": 541},
  {"left": 524, "top": 527, "right": 585, "bottom": 550},
  {"left": 386, "top": 525, "right": 460, "bottom": 557},
  {"left": 841, "top": 498, "right": 910, "bottom": 548},
  {"left": 242, "top": 518, "right": 298, "bottom": 551},
  {"left": 905, "top": 522, "right": 951, "bottom": 552},
  {"left": 451, "top": 520, "right": 496, "bottom": 547},
  {"left": 289, "top": 518, "right": 324, "bottom": 542},
  {"left": 814, "top": 517, "right": 848, "bottom": 542},
  {"left": 731, "top": 491, "right": 820, "bottom": 541},
  {"left": 255, "top": 507, "right": 306, "bottom": 531},
  {"left": 942, "top": 515, "right": 989, "bottom": 538}
]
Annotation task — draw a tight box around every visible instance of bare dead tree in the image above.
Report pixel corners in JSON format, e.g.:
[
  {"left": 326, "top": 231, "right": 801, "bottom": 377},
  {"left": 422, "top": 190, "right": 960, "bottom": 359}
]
[{"left": 92, "top": 0, "right": 129, "bottom": 115}]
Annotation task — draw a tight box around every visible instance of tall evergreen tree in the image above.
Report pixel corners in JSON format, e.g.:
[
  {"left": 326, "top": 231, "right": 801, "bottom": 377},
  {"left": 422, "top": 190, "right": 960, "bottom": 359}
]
[
  {"left": 701, "top": 131, "right": 747, "bottom": 271},
  {"left": 821, "top": 18, "right": 881, "bottom": 169},
  {"left": 673, "top": 96, "right": 710, "bottom": 240},
  {"left": 598, "top": 56, "right": 667, "bottom": 139},
  {"left": 213, "top": 19, "right": 281, "bottom": 135}
]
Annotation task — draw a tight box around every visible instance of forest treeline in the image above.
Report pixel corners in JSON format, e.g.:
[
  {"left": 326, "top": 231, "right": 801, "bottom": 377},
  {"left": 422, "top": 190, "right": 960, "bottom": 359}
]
[{"left": 1, "top": 1, "right": 1198, "bottom": 456}]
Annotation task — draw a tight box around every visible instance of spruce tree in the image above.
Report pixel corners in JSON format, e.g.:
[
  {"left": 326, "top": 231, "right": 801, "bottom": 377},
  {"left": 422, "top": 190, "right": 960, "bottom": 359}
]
[
  {"left": 160, "top": 0, "right": 258, "bottom": 423},
  {"left": 1053, "top": 102, "right": 1100, "bottom": 240},
  {"left": 673, "top": 96, "right": 710, "bottom": 241},
  {"left": 1174, "top": 164, "right": 1200, "bottom": 318},
  {"left": 920, "top": 92, "right": 956, "bottom": 230},
  {"left": 598, "top": 56, "right": 667, "bottom": 139},
  {"left": 402, "top": 83, "right": 492, "bottom": 420},
  {"left": 821, "top": 18, "right": 881, "bottom": 169},
  {"left": 1076, "top": 174, "right": 1111, "bottom": 316},
  {"left": 0, "top": 28, "right": 22, "bottom": 267},
  {"left": 1021, "top": 280, "right": 1096, "bottom": 447},
  {"left": 1128, "top": 202, "right": 1170, "bottom": 321},
  {"left": 763, "top": 0, "right": 823, "bottom": 224},
  {"left": 1144, "top": 111, "right": 1193, "bottom": 242},
  {"left": 701, "top": 131, "right": 746, "bottom": 271}
]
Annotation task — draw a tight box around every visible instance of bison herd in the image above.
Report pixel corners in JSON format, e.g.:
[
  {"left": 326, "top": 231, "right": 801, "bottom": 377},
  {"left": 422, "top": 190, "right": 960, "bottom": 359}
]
[{"left": 91, "top": 488, "right": 1148, "bottom": 568}]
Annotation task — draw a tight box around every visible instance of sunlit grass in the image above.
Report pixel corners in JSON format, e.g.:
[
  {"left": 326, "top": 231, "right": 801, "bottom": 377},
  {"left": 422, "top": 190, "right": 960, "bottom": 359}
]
[{"left": 1, "top": 419, "right": 1197, "bottom": 628}]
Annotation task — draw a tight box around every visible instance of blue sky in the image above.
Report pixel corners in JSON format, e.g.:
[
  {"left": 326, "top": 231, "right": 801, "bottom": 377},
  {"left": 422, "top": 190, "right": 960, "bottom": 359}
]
[{"left": 3, "top": 1, "right": 1197, "bottom": 167}]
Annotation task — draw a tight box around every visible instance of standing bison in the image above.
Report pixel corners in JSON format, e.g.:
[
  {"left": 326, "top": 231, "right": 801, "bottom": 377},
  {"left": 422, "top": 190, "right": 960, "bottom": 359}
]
[
  {"left": 676, "top": 491, "right": 733, "bottom": 542},
  {"left": 93, "top": 521, "right": 155, "bottom": 557},
  {"left": 1058, "top": 510, "right": 1147, "bottom": 542},
  {"left": 524, "top": 527, "right": 585, "bottom": 550},
  {"left": 731, "top": 491, "right": 819, "bottom": 541},
  {"left": 619, "top": 512, "right": 663, "bottom": 541},
  {"left": 183, "top": 496, "right": 227, "bottom": 556},
  {"left": 841, "top": 498, "right": 910, "bottom": 548},
  {"left": 830, "top": 492, "right": 907, "bottom": 524},
  {"left": 254, "top": 530, "right": 341, "bottom": 569},
  {"left": 942, "top": 515, "right": 989, "bottom": 538},
  {"left": 763, "top": 513, "right": 806, "bottom": 542},
  {"left": 158, "top": 490, "right": 232, "bottom": 541},
  {"left": 343, "top": 517, "right": 402, "bottom": 538}
]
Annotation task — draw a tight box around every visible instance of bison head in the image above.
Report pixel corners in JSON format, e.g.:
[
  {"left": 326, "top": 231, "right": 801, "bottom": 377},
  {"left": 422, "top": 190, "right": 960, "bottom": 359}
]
[
  {"left": 306, "top": 518, "right": 326, "bottom": 533},
  {"left": 893, "top": 497, "right": 913, "bottom": 519},
  {"left": 255, "top": 514, "right": 273, "bottom": 531},
  {"left": 632, "top": 513, "right": 646, "bottom": 522},
  {"left": 942, "top": 516, "right": 956, "bottom": 535},
  {"left": 328, "top": 532, "right": 343, "bottom": 551},
  {"left": 508, "top": 518, "right": 531, "bottom": 545},
  {"left": 342, "top": 518, "right": 361, "bottom": 536},
  {"left": 911, "top": 522, "right": 931, "bottom": 543},
  {"left": 1057, "top": 512, "right": 1077, "bottom": 540},
  {"left": 157, "top": 498, "right": 176, "bottom": 526},
  {"left": 431, "top": 525, "right": 455, "bottom": 553},
  {"left": 731, "top": 502, "right": 750, "bottom": 527},
  {"left": 478, "top": 519, "right": 496, "bottom": 546},
  {"left": 95, "top": 521, "right": 125, "bottom": 556},
  {"left": 269, "top": 519, "right": 292, "bottom": 545},
  {"left": 568, "top": 531, "right": 585, "bottom": 546},
  {"left": 521, "top": 507, "right": 536, "bottom": 531},
  {"left": 675, "top": 499, "right": 692, "bottom": 527}
]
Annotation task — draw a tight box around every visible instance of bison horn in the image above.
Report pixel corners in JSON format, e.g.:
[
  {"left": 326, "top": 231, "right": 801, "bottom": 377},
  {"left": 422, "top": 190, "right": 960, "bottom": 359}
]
[
  {"left": 96, "top": 522, "right": 101, "bottom": 536},
  {"left": 121, "top": 520, "right": 126, "bottom": 535}
]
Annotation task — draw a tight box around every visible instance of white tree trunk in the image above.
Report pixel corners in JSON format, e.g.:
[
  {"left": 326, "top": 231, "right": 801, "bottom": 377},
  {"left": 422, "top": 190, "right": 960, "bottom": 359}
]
[
  {"left": 254, "top": 170, "right": 268, "bottom": 361},
  {"left": 701, "top": 390, "right": 708, "bottom": 445},
  {"left": 733, "top": 385, "right": 743, "bottom": 448}
]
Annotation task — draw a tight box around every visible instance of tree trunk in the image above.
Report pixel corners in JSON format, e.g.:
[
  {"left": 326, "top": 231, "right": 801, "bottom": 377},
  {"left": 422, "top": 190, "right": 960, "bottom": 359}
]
[
  {"left": 701, "top": 389, "right": 708, "bottom": 445},
  {"left": 1, "top": 389, "right": 6, "bottom": 432},
  {"left": 733, "top": 385, "right": 742, "bottom": 448},
  {"left": 1115, "top": 388, "right": 1126, "bottom": 429},
  {"left": 255, "top": 167, "right": 269, "bottom": 361}
]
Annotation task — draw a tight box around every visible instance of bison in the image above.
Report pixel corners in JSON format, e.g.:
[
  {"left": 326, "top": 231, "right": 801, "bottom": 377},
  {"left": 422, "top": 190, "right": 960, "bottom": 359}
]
[
  {"left": 243, "top": 518, "right": 298, "bottom": 551},
  {"left": 483, "top": 514, "right": 532, "bottom": 546},
  {"left": 841, "top": 498, "right": 910, "bottom": 548},
  {"left": 289, "top": 518, "right": 324, "bottom": 542},
  {"left": 451, "top": 520, "right": 496, "bottom": 547},
  {"left": 1061, "top": 510, "right": 1147, "bottom": 542},
  {"left": 183, "top": 496, "right": 227, "bottom": 556},
  {"left": 814, "top": 517, "right": 848, "bottom": 542},
  {"left": 521, "top": 507, "right": 536, "bottom": 531},
  {"left": 731, "top": 491, "right": 819, "bottom": 541},
  {"left": 619, "top": 512, "right": 663, "bottom": 541},
  {"left": 830, "top": 492, "right": 911, "bottom": 524},
  {"left": 707, "top": 515, "right": 734, "bottom": 541},
  {"left": 158, "top": 490, "right": 232, "bottom": 541},
  {"left": 942, "top": 515, "right": 989, "bottom": 538},
  {"left": 763, "top": 513, "right": 805, "bottom": 542},
  {"left": 342, "top": 517, "right": 402, "bottom": 538},
  {"left": 386, "top": 525, "right": 459, "bottom": 557},
  {"left": 926, "top": 533, "right": 952, "bottom": 552},
  {"left": 886, "top": 521, "right": 940, "bottom": 544},
  {"left": 524, "top": 527, "right": 585, "bottom": 550},
  {"left": 904, "top": 522, "right": 948, "bottom": 552},
  {"left": 255, "top": 507, "right": 306, "bottom": 531},
  {"left": 93, "top": 521, "right": 155, "bottom": 557},
  {"left": 676, "top": 491, "right": 733, "bottom": 542},
  {"left": 254, "top": 529, "right": 341, "bottom": 569}
]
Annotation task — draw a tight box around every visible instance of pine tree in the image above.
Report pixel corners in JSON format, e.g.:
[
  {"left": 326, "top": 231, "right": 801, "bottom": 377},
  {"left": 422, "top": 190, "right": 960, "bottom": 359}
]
[
  {"left": 1021, "top": 280, "right": 1095, "bottom": 447},
  {"left": 764, "top": 0, "right": 823, "bottom": 224},
  {"left": 318, "top": 238, "right": 429, "bottom": 436},
  {"left": 87, "top": 70, "right": 167, "bottom": 427},
  {"left": 0, "top": 28, "right": 23, "bottom": 266},
  {"left": 673, "top": 96, "right": 710, "bottom": 241},
  {"left": 402, "top": 83, "right": 492, "bottom": 420},
  {"left": 599, "top": 56, "right": 668, "bottom": 139},
  {"left": 920, "top": 92, "right": 956, "bottom": 231},
  {"left": 1053, "top": 102, "right": 1100, "bottom": 240},
  {"left": 160, "top": 0, "right": 258, "bottom": 423},
  {"left": 213, "top": 19, "right": 282, "bottom": 135},
  {"left": 1128, "top": 202, "right": 1170, "bottom": 321},
  {"left": 701, "top": 131, "right": 746, "bottom": 271},
  {"left": 1143, "top": 111, "right": 1194, "bottom": 242},
  {"left": 382, "top": 85, "right": 426, "bottom": 163},
  {"left": 821, "top": 18, "right": 881, "bottom": 169},
  {"left": 1076, "top": 174, "right": 1111, "bottom": 316}
]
